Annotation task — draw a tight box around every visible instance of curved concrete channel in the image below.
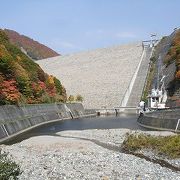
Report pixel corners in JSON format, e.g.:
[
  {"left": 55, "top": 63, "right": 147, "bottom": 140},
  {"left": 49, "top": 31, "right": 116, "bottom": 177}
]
[
  {"left": 3, "top": 114, "right": 180, "bottom": 174},
  {"left": 4, "top": 114, "right": 146, "bottom": 145}
]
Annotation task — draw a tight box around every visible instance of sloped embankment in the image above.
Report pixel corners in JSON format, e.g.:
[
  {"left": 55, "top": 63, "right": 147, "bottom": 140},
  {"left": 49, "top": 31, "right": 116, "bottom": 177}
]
[
  {"left": 142, "top": 29, "right": 180, "bottom": 107},
  {"left": 37, "top": 43, "right": 143, "bottom": 108}
]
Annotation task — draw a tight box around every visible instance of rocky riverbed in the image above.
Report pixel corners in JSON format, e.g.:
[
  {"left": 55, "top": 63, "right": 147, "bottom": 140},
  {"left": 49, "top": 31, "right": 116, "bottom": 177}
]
[{"left": 1, "top": 129, "right": 180, "bottom": 179}]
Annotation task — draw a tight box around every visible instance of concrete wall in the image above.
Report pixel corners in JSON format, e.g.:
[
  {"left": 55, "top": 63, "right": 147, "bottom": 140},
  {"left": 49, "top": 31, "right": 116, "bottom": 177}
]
[
  {"left": 137, "top": 109, "right": 180, "bottom": 132},
  {"left": 0, "top": 103, "right": 95, "bottom": 142}
]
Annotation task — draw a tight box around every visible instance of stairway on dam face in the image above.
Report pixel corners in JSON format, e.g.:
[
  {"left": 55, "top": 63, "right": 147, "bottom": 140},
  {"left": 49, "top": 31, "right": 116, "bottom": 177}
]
[
  {"left": 126, "top": 47, "right": 152, "bottom": 107},
  {"left": 37, "top": 43, "right": 143, "bottom": 109}
]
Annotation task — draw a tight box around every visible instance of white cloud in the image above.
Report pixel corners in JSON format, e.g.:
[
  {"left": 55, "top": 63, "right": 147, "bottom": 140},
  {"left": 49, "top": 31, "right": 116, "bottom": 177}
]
[
  {"left": 59, "top": 41, "right": 76, "bottom": 48},
  {"left": 55, "top": 41, "right": 84, "bottom": 50},
  {"left": 48, "top": 39, "right": 85, "bottom": 54},
  {"left": 85, "top": 29, "right": 137, "bottom": 39},
  {"left": 115, "top": 32, "right": 137, "bottom": 38}
]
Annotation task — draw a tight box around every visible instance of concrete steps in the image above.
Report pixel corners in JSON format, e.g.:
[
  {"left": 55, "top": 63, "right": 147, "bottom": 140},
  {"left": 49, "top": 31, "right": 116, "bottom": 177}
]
[{"left": 126, "top": 47, "right": 152, "bottom": 107}]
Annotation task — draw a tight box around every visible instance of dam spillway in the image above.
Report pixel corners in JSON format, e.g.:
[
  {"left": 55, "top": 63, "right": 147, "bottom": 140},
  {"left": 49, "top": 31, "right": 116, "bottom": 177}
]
[{"left": 37, "top": 43, "right": 148, "bottom": 108}]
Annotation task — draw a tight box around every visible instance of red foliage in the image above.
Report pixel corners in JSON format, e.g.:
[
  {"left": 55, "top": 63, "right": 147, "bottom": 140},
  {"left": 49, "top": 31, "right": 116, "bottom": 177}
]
[
  {"left": 0, "top": 79, "right": 21, "bottom": 103},
  {"left": 47, "top": 87, "right": 56, "bottom": 97},
  {"left": 31, "top": 81, "right": 47, "bottom": 98}
]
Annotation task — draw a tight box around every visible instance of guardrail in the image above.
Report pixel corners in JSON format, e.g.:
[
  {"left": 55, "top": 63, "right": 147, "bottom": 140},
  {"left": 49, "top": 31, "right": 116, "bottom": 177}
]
[
  {"left": 95, "top": 106, "right": 141, "bottom": 115},
  {"left": 138, "top": 108, "right": 180, "bottom": 132},
  {"left": 175, "top": 119, "right": 180, "bottom": 132}
]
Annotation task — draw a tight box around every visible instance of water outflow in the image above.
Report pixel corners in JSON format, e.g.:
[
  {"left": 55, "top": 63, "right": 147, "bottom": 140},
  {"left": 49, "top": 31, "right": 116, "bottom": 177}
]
[
  {"left": 4, "top": 114, "right": 146, "bottom": 145},
  {"left": 64, "top": 104, "right": 74, "bottom": 118},
  {"left": 0, "top": 103, "right": 87, "bottom": 142}
]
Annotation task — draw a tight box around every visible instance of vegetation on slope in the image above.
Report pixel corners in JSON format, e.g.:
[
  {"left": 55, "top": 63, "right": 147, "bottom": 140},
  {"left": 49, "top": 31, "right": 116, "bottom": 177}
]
[
  {"left": 4, "top": 29, "right": 59, "bottom": 60},
  {"left": 164, "top": 30, "right": 180, "bottom": 106},
  {"left": 141, "top": 56, "right": 156, "bottom": 103},
  {"left": 141, "top": 36, "right": 170, "bottom": 102},
  {"left": 67, "top": 94, "right": 84, "bottom": 102},
  {"left": 0, "top": 30, "right": 67, "bottom": 105},
  {"left": 0, "top": 150, "right": 21, "bottom": 179},
  {"left": 122, "top": 134, "right": 180, "bottom": 159},
  {"left": 164, "top": 30, "right": 180, "bottom": 80},
  {"left": 142, "top": 31, "right": 180, "bottom": 106}
]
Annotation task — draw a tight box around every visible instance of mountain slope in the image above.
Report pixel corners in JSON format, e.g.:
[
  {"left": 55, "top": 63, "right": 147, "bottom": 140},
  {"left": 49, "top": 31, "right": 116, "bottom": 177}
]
[
  {"left": 0, "top": 30, "right": 66, "bottom": 105},
  {"left": 142, "top": 30, "right": 180, "bottom": 107},
  {"left": 164, "top": 30, "right": 180, "bottom": 106},
  {"left": 4, "top": 29, "right": 59, "bottom": 60}
]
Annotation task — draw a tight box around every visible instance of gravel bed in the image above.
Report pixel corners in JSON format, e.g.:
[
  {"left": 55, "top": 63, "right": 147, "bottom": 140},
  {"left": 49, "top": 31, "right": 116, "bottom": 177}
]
[
  {"left": 57, "top": 128, "right": 131, "bottom": 146},
  {"left": 58, "top": 129, "right": 180, "bottom": 169},
  {"left": 1, "top": 129, "right": 180, "bottom": 179}
]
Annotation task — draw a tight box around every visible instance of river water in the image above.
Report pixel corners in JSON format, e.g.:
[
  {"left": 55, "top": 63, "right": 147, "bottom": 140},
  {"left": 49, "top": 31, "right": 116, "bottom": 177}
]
[{"left": 6, "top": 114, "right": 147, "bottom": 144}]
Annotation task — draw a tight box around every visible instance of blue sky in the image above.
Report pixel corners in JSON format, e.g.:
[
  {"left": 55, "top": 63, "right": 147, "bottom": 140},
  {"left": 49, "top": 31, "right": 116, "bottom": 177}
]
[{"left": 0, "top": 0, "right": 180, "bottom": 54}]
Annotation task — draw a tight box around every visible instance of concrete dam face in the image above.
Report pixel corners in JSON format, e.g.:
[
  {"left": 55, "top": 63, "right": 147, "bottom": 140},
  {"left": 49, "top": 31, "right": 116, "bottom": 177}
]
[{"left": 37, "top": 43, "right": 150, "bottom": 109}]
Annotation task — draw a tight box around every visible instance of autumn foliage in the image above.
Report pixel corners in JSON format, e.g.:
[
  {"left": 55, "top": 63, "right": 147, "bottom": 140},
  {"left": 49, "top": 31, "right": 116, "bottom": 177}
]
[
  {"left": 175, "top": 70, "right": 180, "bottom": 80},
  {"left": 0, "top": 79, "right": 20, "bottom": 104},
  {"left": 0, "top": 29, "right": 67, "bottom": 105},
  {"left": 163, "top": 31, "right": 180, "bottom": 106},
  {"left": 164, "top": 30, "right": 180, "bottom": 84},
  {"left": 164, "top": 30, "right": 180, "bottom": 81},
  {"left": 4, "top": 29, "right": 59, "bottom": 60}
]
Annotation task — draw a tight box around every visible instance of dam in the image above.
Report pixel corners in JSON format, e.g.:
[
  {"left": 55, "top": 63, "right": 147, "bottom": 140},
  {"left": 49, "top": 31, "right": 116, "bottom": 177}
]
[
  {"left": 0, "top": 41, "right": 153, "bottom": 143},
  {"left": 37, "top": 43, "right": 152, "bottom": 109}
]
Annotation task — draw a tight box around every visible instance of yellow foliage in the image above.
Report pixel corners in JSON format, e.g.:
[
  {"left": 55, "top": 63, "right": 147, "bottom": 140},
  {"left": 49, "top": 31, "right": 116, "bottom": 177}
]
[
  {"left": 48, "top": 75, "right": 54, "bottom": 85},
  {"left": 13, "top": 62, "right": 29, "bottom": 80},
  {"left": 16, "top": 55, "right": 21, "bottom": 61}
]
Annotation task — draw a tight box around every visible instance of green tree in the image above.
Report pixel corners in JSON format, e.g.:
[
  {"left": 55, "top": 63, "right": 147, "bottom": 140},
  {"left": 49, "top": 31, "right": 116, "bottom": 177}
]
[
  {"left": 0, "top": 150, "right": 21, "bottom": 179},
  {"left": 54, "top": 77, "right": 62, "bottom": 94}
]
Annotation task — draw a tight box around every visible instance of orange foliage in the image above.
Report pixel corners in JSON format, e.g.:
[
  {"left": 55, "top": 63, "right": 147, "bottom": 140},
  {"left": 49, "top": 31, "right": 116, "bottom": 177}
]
[
  {"left": 175, "top": 70, "right": 180, "bottom": 80},
  {"left": 164, "top": 31, "right": 180, "bottom": 81},
  {"left": 0, "top": 79, "right": 21, "bottom": 103}
]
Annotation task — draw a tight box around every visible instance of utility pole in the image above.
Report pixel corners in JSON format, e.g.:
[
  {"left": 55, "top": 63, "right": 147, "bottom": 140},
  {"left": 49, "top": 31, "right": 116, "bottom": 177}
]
[{"left": 150, "top": 33, "right": 156, "bottom": 47}]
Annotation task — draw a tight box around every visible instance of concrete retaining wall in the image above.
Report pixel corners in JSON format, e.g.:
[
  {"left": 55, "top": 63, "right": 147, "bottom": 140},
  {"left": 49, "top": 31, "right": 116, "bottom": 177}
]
[
  {"left": 0, "top": 103, "right": 96, "bottom": 142},
  {"left": 137, "top": 109, "right": 180, "bottom": 132}
]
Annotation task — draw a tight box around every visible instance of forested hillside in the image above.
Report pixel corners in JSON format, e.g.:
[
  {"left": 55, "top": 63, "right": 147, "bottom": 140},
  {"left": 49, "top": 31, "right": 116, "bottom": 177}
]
[
  {"left": 0, "top": 30, "right": 67, "bottom": 105},
  {"left": 164, "top": 30, "right": 180, "bottom": 79},
  {"left": 164, "top": 30, "right": 180, "bottom": 106},
  {"left": 4, "top": 29, "right": 59, "bottom": 60},
  {"left": 143, "top": 30, "right": 180, "bottom": 106}
]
